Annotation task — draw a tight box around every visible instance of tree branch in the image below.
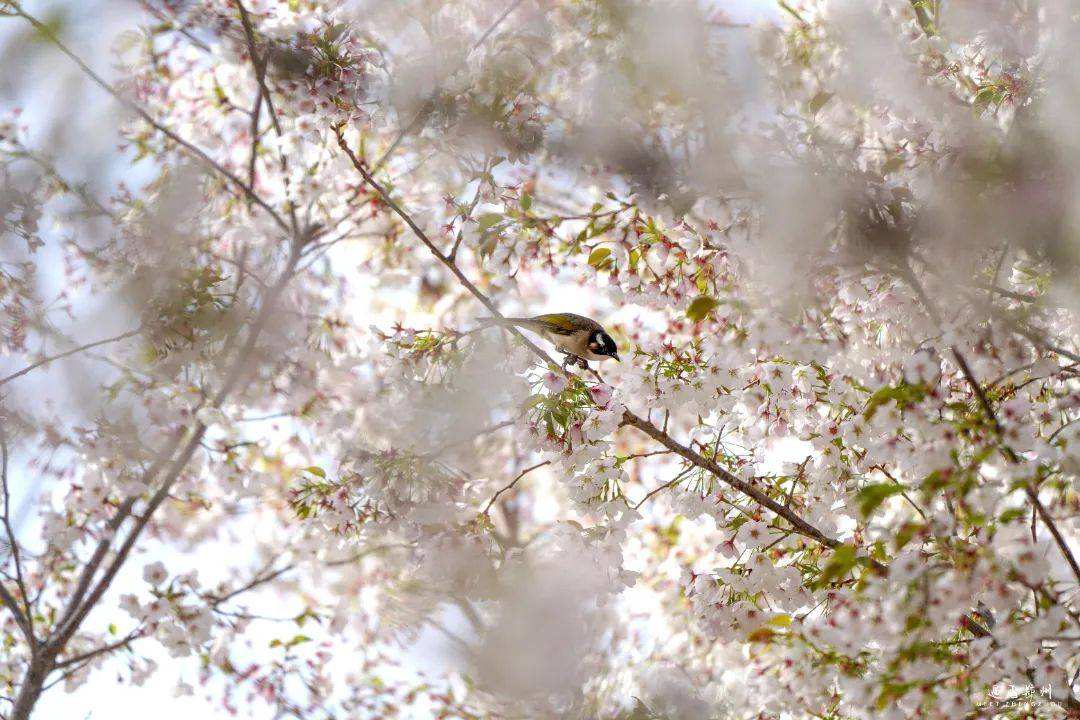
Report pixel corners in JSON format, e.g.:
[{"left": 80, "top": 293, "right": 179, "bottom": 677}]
[
  {"left": 234, "top": 0, "right": 301, "bottom": 238},
  {"left": 335, "top": 124, "right": 904, "bottom": 597},
  {"left": 901, "top": 266, "right": 1080, "bottom": 589},
  {"left": 620, "top": 409, "right": 882, "bottom": 566},
  {"left": 482, "top": 461, "right": 550, "bottom": 515},
  {"left": 0, "top": 422, "right": 31, "bottom": 634},
  {"left": 0, "top": 580, "right": 33, "bottom": 647},
  {"left": 52, "top": 240, "right": 304, "bottom": 650},
  {"left": 52, "top": 629, "right": 143, "bottom": 670},
  {"left": 10, "top": 3, "right": 290, "bottom": 235},
  {"left": 0, "top": 328, "right": 141, "bottom": 388},
  {"left": 334, "top": 127, "right": 557, "bottom": 365},
  {"left": 368, "top": 0, "right": 530, "bottom": 174}
]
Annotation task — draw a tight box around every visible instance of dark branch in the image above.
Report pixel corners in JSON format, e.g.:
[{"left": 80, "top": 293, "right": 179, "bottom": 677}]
[{"left": 0, "top": 328, "right": 141, "bottom": 388}]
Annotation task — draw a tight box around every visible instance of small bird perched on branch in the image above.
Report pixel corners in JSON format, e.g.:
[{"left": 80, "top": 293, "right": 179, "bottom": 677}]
[{"left": 479, "top": 313, "right": 620, "bottom": 369}]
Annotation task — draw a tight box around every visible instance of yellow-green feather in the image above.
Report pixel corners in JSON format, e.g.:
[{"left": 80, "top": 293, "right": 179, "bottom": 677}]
[{"left": 531, "top": 313, "right": 579, "bottom": 335}]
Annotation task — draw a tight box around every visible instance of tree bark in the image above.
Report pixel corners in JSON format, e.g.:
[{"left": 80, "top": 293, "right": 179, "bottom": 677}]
[{"left": 10, "top": 652, "right": 56, "bottom": 720}]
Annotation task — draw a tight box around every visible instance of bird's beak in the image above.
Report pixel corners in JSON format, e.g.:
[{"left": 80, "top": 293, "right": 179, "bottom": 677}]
[{"left": 612, "top": 352, "right": 621, "bottom": 362}]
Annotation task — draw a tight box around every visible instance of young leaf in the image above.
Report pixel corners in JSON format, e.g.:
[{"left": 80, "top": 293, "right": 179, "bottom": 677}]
[
  {"left": 881, "top": 156, "right": 905, "bottom": 175},
  {"left": 686, "top": 295, "right": 720, "bottom": 322},
  {"left": 809, "top": 91, "right": 833, "bottom": 115},
  {"left": 856, "top": 483, "right": 903, "bottom": 518},
  {"left": 477, "top": 213, "right": 503, "bottom": 232},
  {"left": 588, "top": 247, "right": 612, "bottom": 268}
]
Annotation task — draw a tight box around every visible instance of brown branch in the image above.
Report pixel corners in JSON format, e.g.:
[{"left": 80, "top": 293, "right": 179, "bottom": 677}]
[
  {"left": 482, "top": 461, "right": 550, "bottom": 515},
  {"left": 234, "top": 0, "right": 301, "bottom": 238},
  {"left": 205, "top": 545, "right": 403, "bottom": 611},
  {"left": 621, "top": 409, "right": 882, "bottom": 565},
  {"left": 0, "top": 423, "right": 31, "bottom": 634},
  {"left": 1007, "top": 319, "right": 1080, "bottom": 365},
  {"left": 0, "top": 328, "right": 141, "bottom": 388},
  {"left": 900, "top": 268, "right": 1002, "bottom": 433},
  {"left": 337, "top": 123, "right": 891, "bottom": 581},
  {"left": 0, "top": 580, "right": 33, "bottom": 647},
  {"left": 52, "top": 629, "right": 143, "bottom": 670},
  {"left": 245, "top": 65, "right": 264, "bottom": 189},
  {"left": 902, "top": 268, "right": 1080, "bottom": 590},
  {"left": 1028, "top": 486, "right": 1080, "bottom": 588},
  {"left": 204, "top": 561, "right": 293, "bottom": 607},
  {"left": 369, "top": 0, "right": 530, "bottom": 174},
  {"left": 896, "top": 265, "right": 1080, "bottom": 698},
  {"left": 10, "top": 3, "right": 290, "bottom": 235},
  {"left": 974, "top": 282, "right": 1065, "bottom": 307},
  {"left": 50, "top": 431, "right": 184, "bottom": 647},
  {"left": 334, "top": 127, "right": 557, "bottom": 365},
  {"left": 52, "top": 241, "right": 304, "bottom": 650},
  {"left": 7, "top": 146, "right": 118, "bottom": 222},
  {"left": 7, "top": 238, "right": 308, "bottom": 719},
  {"left": 421, "top": 419, "right": 516, "bottom": 459},
  {"left": 632, "top": 466, "right": 692, "bottom": 510}
]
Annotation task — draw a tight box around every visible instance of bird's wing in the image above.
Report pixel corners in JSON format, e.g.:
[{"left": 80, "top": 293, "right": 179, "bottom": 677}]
[{"left": 531, "top": 313, "right": 582, "bottom": 336}]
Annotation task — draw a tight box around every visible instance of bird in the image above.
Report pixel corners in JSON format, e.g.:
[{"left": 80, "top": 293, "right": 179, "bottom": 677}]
[{"left": 479, "top": 313, "right": 620, "bottom": 369}]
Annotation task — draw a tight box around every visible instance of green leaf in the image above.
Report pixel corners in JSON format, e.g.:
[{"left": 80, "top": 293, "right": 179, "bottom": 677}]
[
  {"left": 998, "top": 507, "right": 1026, "bottom": 524},
  {"left": 587, "top": 247, "right": 612, "bottom": 268},
  {"left": 304, "top": 466, "right": 326, "bottom": 479},
  {"left": 686, "top": 295, "right": 720, "bottom": 322},
  {"left": 809, "top": 91, "right": 833, "bottom": 115},
  {"left": 477, "top": 213, "right": 503, "bottom": 232},
  {"left": 881, "top": 156, "right": 905, "bottom": 175},
  {"left": 864, "top": 382, "right": 927, "bottom": 419},
  {"left": 523, "top": 394, "right": 547, "bottom": 409},
  {"left": 894, "top": 521, "right": 922, "bottom": 550},
  {"left": 746, "top": 627, "right": 776, "bottom": 643},
  {"left": 286, "top": 634, "right": 312, "bottom": 648},
  {"left": 520, "top": 191, "right": 533, "bottom": 212},
  {"left": 973, "top": 86, "right": 998, "bottom": 108},
  {"left": 815, "top": 544, "right": 858, "bottom": 588},
  {"left": 856, "top": 483, "right": 903, "bottom": 518},
  {"left": 625, "top": 699, "right": 658, "bottom": 720}
]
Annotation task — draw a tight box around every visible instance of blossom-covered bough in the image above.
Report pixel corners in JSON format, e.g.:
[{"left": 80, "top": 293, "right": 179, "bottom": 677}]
[{"left": 1, "top": 0, "right": 1079, "bottom": 718}]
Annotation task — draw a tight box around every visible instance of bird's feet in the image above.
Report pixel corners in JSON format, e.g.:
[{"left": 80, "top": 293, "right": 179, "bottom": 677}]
[{"left": 560, "top": 354, "right": 591, "bottom": 372}]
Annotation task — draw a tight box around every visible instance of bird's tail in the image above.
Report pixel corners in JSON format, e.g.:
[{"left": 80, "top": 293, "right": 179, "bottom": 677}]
[{"left": 474, "top": 316, "right": 537, "bottom": 331}]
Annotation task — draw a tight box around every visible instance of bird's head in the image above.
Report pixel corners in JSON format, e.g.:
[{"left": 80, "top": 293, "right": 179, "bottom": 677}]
[{"left": 588, "top": 330, "right": 620, "bottom": 362}]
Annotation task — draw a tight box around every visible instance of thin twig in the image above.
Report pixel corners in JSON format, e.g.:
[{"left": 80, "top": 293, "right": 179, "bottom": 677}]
[
  {"left": 482, "top": 461, "right": 550, "bottom": 515},
  {"left": 11, "top": 3, "right": 290, "bottom": 234},
  {"left": 52, "top": 630, "right": 143, "bottom": 670},
  {"left": 421, "top": 419, "right": 516, "bottom": 458},
  {"left": 901, "top": 264, "right": 1080, "bottom": 591},
  {"left": 633, "top": 468, "right": 691, "bottom": 510},
  {"left": 334, "top": 128, "right": 557, "bottom": 365},
  {"left": 0, "top": 580, "right": 32, "bottom": 647},
  {"left": 0, "top": 423, "right": 30, "bottom": 632},
  {"left": 369, "top": 0, "right": 530, "bottom": 174},
  {"left": 621, "top": 409, "right": 882, "bottom": 567},
  {"left": 0, "top": 328, "right": 141, "bottom": 388},
  {"left": 234, "top": 0, "right": 301, "bottom": 238}
]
